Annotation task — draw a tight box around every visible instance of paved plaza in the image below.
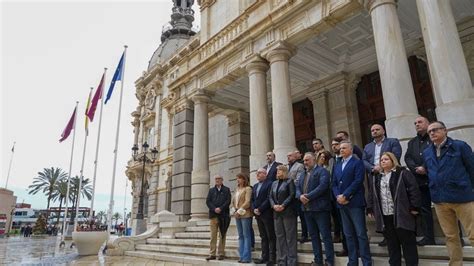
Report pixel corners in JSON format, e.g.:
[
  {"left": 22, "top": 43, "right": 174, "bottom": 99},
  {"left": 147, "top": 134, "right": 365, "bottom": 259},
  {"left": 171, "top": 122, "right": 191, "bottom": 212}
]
[{"left": 0, "top": 236, "right": 179, "bottom": 265}]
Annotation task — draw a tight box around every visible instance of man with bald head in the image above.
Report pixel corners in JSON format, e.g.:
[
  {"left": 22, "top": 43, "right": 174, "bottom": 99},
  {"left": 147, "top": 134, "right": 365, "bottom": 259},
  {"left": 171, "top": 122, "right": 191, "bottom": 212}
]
[{"left": 405, "top": 116, "right": 435, "bottom": 246}]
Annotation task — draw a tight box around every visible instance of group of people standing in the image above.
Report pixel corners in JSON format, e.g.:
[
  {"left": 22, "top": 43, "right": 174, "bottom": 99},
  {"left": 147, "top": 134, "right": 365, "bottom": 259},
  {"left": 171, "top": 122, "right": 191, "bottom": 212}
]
[{"left": 205, "top": 116, "right": 474, "bottom": 266}]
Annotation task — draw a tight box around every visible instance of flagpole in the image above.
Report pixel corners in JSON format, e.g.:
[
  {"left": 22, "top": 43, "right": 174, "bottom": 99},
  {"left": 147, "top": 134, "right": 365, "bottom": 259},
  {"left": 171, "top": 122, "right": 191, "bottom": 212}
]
[
  {"left": 108, "top": 45, "right": 127, "bottom": 232},
  {"left": 74, "top": 88, "right": 93, "bottom": 231},
  {"left": 5, "top": 142, "right": 16, "bottom": 189},
  {"left": 61, "top": 101, "right": 79, "bottom": 244},
  {"left": 89, "top": 68, "right": 107, "bottom": 220}
]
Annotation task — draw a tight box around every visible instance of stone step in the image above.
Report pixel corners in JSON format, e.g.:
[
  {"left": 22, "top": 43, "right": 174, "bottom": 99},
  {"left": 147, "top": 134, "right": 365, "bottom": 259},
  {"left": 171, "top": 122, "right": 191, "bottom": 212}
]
[
  {"left": 144, "top": 238, "right": 474, "bottom": 261},
  {"left": 186, "top": 226, "right": 214, "bottom": 232},
  {"left": 125, "top": 250, "right": 460, "bottom": 265}
]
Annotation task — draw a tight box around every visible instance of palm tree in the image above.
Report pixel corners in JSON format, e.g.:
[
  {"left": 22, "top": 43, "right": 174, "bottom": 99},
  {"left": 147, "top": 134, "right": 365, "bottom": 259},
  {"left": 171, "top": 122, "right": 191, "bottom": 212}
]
[
  {"left": 28, "top": 167, "right": 68, "bottom": 221},
  {"left": 96, "top": 211, "right": 106, "bottom": 225},
  {"left": 112, "top": 212, "right": 122, "bottom": 229},
  {"left": 69, "top": 176, "right": 93, "bottom": 222},
  {"left": 50, "top": 179, "right": 70, "bottom": 225}
]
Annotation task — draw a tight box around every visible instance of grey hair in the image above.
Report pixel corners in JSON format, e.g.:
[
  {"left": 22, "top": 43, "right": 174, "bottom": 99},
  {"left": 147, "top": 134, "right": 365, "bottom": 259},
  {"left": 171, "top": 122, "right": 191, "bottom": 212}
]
[
  {"left": 304, "top": 152, "right": 316, "bottom": 159},
  {"left": 340, "top": 140, "right": 353, "bottom": 149},
  {"left": 214, "top": 174, "right": 223, "bottom": 179},
  {"left": 256, "top": 168, "right": 267, "bottom": 174}
]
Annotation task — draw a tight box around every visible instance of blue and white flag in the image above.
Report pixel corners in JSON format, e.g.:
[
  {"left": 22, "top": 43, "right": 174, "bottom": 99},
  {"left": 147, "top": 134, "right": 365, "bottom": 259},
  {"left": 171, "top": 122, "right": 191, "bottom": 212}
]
[{"left": 105, "top": 51, "right": 125, "bottom": 104}]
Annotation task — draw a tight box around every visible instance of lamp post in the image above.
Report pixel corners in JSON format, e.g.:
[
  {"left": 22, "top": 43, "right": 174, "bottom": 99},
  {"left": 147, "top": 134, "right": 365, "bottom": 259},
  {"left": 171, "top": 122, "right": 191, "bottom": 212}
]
[{"left": 131, "top": 141, "right": 158, "bottom": 220}]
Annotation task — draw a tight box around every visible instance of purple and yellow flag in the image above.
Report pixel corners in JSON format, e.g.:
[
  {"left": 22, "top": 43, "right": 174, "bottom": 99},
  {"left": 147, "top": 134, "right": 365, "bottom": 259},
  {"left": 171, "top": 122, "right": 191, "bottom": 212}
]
[
  {"left": 87, "top": 73, "right": 104, "bottom": 122},
  {"left": 84, "top": 89, "right": 92, "bottom": 136}
]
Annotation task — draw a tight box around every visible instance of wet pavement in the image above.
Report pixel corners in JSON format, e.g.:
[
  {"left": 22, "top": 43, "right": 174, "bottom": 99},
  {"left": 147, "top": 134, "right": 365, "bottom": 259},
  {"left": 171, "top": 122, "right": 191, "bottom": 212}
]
[{"left": 0, "top": 236, "right": 171, "bottom": 265}]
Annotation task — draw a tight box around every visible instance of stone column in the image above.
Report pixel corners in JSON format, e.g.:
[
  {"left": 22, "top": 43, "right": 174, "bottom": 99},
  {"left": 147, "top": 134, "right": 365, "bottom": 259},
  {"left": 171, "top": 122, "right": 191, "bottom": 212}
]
[
  {"left": 367, "top": 0, "right": 419, "bottom": 148},
  {"left": 416, "top": 0, "right": 474, "bottom": 145},
  {"left": 171, "top": 100, "right": 193, "bottom": 221},
  {"left": 266, "top": 44, "right": 297, "bottom": 162},
  {"left": 245, "top": 57, "right": 271, "bottom": 178},
  {"left": 226, "top": 111, "right": 250, "bottom": 188},
  {"left": 308, "top": 89, "right": 331, "bottom": 148},
  {"left": 190, "top": 92, "right": 211, "bottom": 221}
]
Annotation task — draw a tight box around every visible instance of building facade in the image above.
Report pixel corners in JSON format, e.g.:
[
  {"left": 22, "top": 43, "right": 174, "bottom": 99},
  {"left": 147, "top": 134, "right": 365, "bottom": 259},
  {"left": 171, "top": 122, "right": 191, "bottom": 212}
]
[{"left": 126, "top": 0, "right": 474, "bottom": 232}]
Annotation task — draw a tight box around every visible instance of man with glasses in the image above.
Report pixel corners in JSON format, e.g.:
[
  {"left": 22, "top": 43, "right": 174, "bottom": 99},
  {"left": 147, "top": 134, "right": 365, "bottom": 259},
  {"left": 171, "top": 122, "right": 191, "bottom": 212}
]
[{"left": 423, "top": 121, "right": 474, "bottom": 266}]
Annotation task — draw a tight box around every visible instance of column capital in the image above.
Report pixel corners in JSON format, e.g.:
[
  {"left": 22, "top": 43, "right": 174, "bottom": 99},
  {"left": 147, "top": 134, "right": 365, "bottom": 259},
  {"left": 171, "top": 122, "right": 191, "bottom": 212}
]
[
  {"left": 191, "top": 89, "right": 212, "bottom": 104},
  {"left": 265, "top": 42, "right": 297, "bottom": 64},
  {"left": 365, "top": 0, "right": 397, "bottom": 14},
  {"left": 244, "top": 56, "right": 269, "bottom": 75}
]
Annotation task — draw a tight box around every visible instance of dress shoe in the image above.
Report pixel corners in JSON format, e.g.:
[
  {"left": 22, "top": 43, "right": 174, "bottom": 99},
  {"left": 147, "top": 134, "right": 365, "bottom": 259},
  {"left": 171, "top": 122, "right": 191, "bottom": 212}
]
[
  {"left": 266, "top": 261, "right": 275, "bottom": 266},
  {"left": 335, "top": 249, "right": 348, "bottom": 257},
  {"left": 206, "top": 255, "right": 216, "bottom": 261},
  {"left": 310, "top": 261, "right": 324, "bottom": 266},
  {"left": 417, "top": 238, "right": 436, "bottom": 246},
  {"left": 299, "top": 237, "right": 309, "bottom": 244},
  {"left": 378, "top": 238, "right": 387, "bottom": 247},
  {"left": 332, "top": 235, "right": 342, "bottom": 243},
  {"left": 217, "top": 256, "right": 225, "bottom": 260},
  {"left": 253, "top": 258, "right": 267, "bottom": 264}
]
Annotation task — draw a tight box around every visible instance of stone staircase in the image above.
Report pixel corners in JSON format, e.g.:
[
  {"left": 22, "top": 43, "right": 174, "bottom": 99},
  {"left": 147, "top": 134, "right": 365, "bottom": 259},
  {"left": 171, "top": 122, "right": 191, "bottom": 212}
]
[{"left": 123, "top": 219, "right": 474, "bottom": 265}]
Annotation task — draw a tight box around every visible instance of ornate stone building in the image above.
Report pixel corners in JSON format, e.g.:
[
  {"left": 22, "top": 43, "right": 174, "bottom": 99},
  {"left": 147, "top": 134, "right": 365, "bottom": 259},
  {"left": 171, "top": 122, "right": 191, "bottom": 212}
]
[{"left": 125, "top": 0, "right": 474, "bottom": 233}]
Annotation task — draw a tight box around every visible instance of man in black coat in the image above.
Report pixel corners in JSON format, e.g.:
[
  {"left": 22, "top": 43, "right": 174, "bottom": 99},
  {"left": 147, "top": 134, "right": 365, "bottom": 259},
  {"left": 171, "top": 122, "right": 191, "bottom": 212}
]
[
  {"left": 252, "top": 168, "right": 276, "bottom": 265},
  {"left": 404, "top": 116, "right": 435, "bottom": 246},
  {"left": 205, "top": 175, "right": 231, "bottom": 261}
]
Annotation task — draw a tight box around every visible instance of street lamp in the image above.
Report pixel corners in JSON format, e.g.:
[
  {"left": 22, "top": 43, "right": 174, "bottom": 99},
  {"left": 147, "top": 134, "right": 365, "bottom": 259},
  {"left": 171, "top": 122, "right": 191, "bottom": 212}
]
[{"left": 131, "top": 142, "right": 158, "bottom": 220}]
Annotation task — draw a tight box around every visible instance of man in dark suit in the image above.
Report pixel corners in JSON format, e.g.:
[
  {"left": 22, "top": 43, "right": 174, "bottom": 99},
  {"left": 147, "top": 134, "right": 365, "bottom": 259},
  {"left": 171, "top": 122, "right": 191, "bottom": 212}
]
[
  {"left": 363, "top": 124, "right": 402, "bottom": 246},
  {"left": 252, "top": 168, "right": 276, "bottom": 265},
  {"left": 405, "top": 116, "right": 435, "bottom": 246},
  {"left": 264, "top": 151, "right": 282, "bottom": 182},
  {"left": 205, "top": 175, "right": 231, "bottom": 261},
  {"left": 297, "top": 152, "right": 334, "bottom": 266},
  {"left": 332, "top": 141, "right": 372, "bottom": 266}
]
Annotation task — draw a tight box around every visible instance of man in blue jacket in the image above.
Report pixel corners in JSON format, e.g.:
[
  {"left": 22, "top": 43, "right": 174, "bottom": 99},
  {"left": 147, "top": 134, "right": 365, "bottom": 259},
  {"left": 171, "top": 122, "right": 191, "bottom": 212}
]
[
  {"left": 296, "top": 152, "right": 334, "bottom": 266},
  {"left": 333, "top": 141, "right": 372, "bottom": 266},
  {"left": 252, "top": 168, "right": 276, "bottom": 265},
  {"left": 423, "top": 121, "right": 474, "bottom": 265}
]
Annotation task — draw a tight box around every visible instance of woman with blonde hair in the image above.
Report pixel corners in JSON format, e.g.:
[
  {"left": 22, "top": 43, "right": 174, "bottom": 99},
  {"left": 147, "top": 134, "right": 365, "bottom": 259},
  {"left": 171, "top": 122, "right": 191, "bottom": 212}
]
[
  {"left": 232, "top": 173, "right": 253, "bottom": 263},
  {"left": 367, "top": 152, "right": 421, "bottom": 266},
  {"left": 269, "top": 165, "right": 297, "bottom": 266}
]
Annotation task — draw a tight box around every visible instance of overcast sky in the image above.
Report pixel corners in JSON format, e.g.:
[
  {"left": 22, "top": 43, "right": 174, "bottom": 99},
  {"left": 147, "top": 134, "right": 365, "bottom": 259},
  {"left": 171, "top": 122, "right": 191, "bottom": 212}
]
[{"left": 1, "top": 0, "right": 199, "bottom": 218}]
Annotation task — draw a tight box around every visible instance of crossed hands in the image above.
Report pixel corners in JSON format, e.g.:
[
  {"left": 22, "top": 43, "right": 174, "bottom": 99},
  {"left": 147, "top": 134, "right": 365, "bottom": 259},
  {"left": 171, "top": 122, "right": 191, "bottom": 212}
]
[
  {"left": 336, "top": 194, "right": 349, "bottom": 205},
  {"left": 273, "top": 205, "right": 285, "bottom": 212}
]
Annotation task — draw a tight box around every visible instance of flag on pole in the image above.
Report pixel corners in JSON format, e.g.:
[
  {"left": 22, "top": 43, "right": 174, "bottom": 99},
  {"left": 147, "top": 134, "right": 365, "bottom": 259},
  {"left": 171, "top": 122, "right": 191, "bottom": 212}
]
[
  {"left": 59, "top": 107, "right": 77, "bottom": 142},
  {"left": 105, "top": 52, "right": 125, "bottom": 104},
  {"left": 84, "top": 89, "right": 92, "bottom": 136},
  {"left": 87, "top": 73, "right": 105, "bottom": 122}
]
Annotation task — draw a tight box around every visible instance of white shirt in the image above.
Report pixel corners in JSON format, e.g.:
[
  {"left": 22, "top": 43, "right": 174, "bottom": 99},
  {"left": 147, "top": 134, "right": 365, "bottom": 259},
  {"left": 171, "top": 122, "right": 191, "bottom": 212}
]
[
  {"left": 374, "top": 137, "right": 385, "bottom": 166},
  {"left": 380, "top": 171, "right": 395, "bottom": 216},
  {"left": 342, "top": 155, "right": 353, "bottom": 171}
]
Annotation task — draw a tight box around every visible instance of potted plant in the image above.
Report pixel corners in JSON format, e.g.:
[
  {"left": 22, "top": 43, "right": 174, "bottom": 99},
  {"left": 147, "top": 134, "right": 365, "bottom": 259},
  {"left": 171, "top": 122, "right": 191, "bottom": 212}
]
[{"left": 72, "top": 220, "right": 108, "bottom": 255}]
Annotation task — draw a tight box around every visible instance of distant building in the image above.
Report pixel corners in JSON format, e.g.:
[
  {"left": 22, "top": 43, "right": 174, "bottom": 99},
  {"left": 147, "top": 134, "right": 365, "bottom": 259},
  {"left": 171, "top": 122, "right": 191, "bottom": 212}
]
[{"left": 0, "top": 188, "right": 17, "bottom": 235}]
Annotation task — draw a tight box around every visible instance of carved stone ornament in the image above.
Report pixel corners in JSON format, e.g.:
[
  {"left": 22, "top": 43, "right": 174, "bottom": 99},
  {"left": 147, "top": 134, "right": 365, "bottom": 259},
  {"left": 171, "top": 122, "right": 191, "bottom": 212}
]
[{"left": 145, "top": 89, "right": 157, "bottom": 111}]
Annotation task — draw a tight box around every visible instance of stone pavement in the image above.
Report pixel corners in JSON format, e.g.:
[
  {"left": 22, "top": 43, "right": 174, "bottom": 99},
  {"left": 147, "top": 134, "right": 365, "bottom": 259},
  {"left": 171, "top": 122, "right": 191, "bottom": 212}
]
[{"left": 0, "top": 236, "right": 182, "bottom": 265}]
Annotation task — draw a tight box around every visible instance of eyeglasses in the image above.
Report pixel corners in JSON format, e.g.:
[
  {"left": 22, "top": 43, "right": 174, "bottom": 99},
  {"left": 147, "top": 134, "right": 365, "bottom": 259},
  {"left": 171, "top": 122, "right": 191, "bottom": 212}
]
[{"left": 428, "top": 127, "right": 445, "bottom": 134}]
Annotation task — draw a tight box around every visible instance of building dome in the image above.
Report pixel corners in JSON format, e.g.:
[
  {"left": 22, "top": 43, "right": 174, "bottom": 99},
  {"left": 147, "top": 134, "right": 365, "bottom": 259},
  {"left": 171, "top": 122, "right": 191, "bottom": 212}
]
[{"left": 147, "top": 0, "right": 196, "bottom": 70}]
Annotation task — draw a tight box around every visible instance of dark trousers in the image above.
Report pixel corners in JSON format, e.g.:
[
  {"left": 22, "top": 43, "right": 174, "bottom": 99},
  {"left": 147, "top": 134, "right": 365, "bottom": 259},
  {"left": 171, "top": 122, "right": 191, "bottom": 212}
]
[
  {"left": 331, "top": 198, "right": 348, "bottom": 251},
  {"left": 382, "top": 215, "right": 419, "bottom": 266},
  {"left": 340, "top": 206, "right": 372, "bottom": 266},
  {"left": 419, "top": 186, "right": 435, "bottom": 241},
  {"left": 256, "top": 213, "right": 276, "bottom": 262},
  {"left": 305, "top": 211, "right": 335, "bottom": 265},
  {"left": 295, "top": 201, "right": 308, "bottom": 238},
  {"left": 275, "top": 214, "right": 298, "bottom": 266}
]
